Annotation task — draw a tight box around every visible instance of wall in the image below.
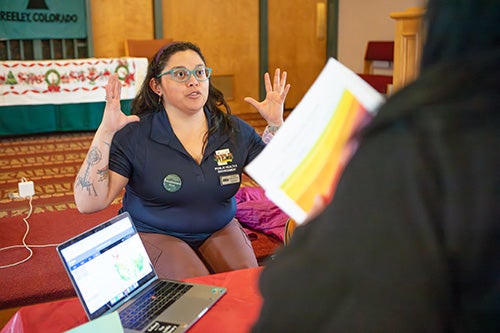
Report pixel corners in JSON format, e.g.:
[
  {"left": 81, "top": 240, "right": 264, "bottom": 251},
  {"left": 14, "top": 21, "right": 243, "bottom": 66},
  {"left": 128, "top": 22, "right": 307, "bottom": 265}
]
[
  {"left": 337, "top": 0, "right": 425, "bottom": 73},
  {"left": 90, "top": 0, "right": 154, "bottom": 58},
  {"left": 161, "top": 0, "right": 259, "bottom": 114}
]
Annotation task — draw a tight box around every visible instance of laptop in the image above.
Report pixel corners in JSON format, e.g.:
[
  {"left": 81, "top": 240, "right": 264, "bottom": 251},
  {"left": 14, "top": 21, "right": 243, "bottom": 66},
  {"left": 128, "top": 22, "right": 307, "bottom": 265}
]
[{"left": 57, "top": 211, "right": 226, "bottom": 333}]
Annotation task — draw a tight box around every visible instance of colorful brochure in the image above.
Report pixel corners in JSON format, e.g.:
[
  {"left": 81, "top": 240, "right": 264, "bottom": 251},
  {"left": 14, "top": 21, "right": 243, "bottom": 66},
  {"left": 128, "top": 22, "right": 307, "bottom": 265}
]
[{"left": 245, "top": 58, "right": 385, "bottom": 224}]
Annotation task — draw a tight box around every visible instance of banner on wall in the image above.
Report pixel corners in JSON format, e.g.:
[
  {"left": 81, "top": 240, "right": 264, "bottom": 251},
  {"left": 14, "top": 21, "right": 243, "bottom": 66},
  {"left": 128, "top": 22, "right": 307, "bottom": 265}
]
[
  {"left": 0, "top": 57, "right": 149, "bottom": 106},
  {"left": 0, "top": 0, "right": 86, "bottom": 39}
]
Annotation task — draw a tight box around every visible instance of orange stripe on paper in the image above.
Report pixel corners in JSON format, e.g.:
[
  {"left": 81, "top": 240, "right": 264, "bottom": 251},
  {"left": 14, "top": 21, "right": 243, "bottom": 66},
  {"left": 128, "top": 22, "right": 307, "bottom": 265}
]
[{"left": 280, "top": 89, "right": 366, "bottom": 212}]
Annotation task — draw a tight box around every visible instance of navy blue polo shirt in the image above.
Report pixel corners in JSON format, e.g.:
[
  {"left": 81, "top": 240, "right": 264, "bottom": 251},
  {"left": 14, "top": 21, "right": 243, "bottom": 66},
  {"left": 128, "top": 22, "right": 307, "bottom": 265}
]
[{"left": 109, "top": 108, "right": 265, "bottom": 242}]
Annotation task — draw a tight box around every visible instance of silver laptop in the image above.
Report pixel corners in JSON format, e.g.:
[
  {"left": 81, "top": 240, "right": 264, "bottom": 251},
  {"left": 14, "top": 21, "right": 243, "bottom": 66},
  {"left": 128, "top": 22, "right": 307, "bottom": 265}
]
[{"left": 57, "top": 211, "right": 226, "bottom": 333}]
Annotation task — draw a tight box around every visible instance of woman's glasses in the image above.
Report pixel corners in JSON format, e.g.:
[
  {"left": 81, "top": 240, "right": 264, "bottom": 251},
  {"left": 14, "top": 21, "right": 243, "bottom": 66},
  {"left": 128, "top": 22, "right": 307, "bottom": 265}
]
[{"left": 157, "top": 66, "right": 212, "bottom": 82}]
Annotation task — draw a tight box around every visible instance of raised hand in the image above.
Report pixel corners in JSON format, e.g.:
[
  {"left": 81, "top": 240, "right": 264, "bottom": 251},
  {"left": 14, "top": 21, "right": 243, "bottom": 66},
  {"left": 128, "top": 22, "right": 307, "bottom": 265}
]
[
  {"left": 101, "top": 74, "right": 139, "bottom": 134},
  {"left": 244, "top": 68, "right": 291, "bottom": 126}
]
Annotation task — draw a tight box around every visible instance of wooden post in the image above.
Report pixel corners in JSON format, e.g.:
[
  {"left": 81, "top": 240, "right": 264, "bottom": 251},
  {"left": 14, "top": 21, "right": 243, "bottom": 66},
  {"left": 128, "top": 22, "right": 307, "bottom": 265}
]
[{"left": 390, "top": 7, "right": 425, "bottom": 91}]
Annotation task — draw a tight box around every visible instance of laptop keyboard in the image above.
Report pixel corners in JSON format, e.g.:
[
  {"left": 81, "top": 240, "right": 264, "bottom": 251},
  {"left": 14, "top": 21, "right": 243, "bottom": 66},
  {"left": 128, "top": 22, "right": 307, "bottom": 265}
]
[{"left": 119, "top": 281, "right": 193, "bottom": 330}]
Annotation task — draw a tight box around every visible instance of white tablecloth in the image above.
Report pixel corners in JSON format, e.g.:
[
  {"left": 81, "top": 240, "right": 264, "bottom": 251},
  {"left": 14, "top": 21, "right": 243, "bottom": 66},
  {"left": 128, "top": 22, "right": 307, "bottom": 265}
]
[{"left": 0, "top": 57, "right": 148, "bottom": 106}]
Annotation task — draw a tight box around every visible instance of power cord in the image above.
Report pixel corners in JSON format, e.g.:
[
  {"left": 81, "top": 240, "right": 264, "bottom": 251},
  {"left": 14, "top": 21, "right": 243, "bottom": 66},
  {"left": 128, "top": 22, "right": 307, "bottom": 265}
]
[{"left": 0, "top": 180, "right": 60, "bottom": 269}]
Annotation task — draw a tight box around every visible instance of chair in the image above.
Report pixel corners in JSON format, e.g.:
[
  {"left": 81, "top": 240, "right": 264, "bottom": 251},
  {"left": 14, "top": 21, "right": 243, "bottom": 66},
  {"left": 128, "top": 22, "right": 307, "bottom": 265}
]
[
  {"left": 124, "top": 38, "right": 173, "bottom": 61},
  {"left": 357, "top": 41, "right": 394, "bottom": 95}
]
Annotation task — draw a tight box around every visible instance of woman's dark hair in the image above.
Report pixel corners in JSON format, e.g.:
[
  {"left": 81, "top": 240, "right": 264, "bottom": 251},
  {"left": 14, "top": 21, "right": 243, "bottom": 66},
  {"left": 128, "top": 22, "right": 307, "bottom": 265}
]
[
  {"left": 131, "top": 41, "right": 234, "bottom": 139},
  {"left": 421, "top": 0, "right": 500, "bottom": 71}
]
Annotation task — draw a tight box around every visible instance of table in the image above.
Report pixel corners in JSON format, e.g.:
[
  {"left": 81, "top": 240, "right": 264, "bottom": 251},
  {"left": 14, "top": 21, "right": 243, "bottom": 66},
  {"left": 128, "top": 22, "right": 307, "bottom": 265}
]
[
  {"left": 0, "top": 267, "right": 263, "bottom": 333},
  {"left": 0, "top": 57, "right": 148, "bottom": 136}
]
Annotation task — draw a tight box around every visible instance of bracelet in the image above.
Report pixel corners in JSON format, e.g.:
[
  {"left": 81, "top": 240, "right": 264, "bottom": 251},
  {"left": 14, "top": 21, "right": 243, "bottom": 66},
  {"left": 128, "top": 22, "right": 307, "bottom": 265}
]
[
  {"left": 266, "top": 124, "right": 281, "bottom": 135},
  {"left": 262, "top": 124, "right": 281, "bottom": 144}
]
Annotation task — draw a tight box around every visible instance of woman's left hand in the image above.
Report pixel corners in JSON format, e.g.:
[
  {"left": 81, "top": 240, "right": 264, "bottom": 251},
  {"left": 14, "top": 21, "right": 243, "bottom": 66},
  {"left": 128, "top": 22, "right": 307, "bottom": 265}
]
[{"left": 244, "top": 68, "right": 291, "bottom": 126}]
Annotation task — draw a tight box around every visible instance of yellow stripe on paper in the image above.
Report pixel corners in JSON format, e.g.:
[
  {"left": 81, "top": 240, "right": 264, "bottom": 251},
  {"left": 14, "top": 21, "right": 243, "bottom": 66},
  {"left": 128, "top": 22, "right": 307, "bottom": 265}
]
[{"left": 280, "top": 89, "right": 364, "bottom": 212}]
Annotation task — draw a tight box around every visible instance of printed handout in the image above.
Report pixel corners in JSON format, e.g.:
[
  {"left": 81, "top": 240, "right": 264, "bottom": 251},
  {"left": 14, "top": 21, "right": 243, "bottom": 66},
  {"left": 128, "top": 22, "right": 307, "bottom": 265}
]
[{"left": 245, "top": 58, "right": 385, "bottom": 224}]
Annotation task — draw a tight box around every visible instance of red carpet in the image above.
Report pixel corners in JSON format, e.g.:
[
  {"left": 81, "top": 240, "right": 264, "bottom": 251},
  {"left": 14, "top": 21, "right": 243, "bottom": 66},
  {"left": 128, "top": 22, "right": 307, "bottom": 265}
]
[{"left": 0, "top": 205, "right": 121, "bottom": 308}]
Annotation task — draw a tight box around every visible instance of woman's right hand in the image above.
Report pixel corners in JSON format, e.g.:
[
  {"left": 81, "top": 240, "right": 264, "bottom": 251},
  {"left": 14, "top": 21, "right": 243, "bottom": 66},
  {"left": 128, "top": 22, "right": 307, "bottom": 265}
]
[
  {"left": 74, "top": 74, "right": 137, "bottom": 213},
  {"left": 101, "top": 74, "right": 140, "bottom": 134}
]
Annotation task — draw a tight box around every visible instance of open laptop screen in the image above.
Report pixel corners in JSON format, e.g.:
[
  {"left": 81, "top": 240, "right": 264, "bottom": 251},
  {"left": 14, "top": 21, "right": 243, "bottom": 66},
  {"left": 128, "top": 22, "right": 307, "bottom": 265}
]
[{"left": 58, "top": 213, "right": 156, "bottom": 319}]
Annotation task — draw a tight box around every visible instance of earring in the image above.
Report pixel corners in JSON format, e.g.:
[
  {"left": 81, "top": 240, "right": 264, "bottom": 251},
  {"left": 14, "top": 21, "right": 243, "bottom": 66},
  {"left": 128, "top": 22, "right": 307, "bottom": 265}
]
[{"left": 157, "top": 94, "right": 162, "bottom": 105}]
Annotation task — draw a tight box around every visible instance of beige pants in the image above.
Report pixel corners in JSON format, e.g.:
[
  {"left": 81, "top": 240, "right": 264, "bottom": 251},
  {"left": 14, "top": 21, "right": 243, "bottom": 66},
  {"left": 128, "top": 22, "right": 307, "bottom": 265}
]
[{"left": 139, "top": 218, "right": 258, "bottom": 280}]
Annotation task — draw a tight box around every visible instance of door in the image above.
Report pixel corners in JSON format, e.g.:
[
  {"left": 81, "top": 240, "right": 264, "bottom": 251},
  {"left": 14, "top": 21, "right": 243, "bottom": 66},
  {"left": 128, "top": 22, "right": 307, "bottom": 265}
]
[{"left": 268, "top": 0, "right": 328, "bottom": 109}]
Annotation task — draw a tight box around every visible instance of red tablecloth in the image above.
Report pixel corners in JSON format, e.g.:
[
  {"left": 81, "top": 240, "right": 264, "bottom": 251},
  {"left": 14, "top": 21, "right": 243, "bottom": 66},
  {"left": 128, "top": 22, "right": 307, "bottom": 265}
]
[{"left": 1, "top": 267, "right": 263, "bottom": 333}]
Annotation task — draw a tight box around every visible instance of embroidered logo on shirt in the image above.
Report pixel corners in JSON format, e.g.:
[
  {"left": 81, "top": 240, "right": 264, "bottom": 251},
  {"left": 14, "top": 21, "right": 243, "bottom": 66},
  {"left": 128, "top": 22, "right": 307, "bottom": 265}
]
[{"left": 214, "top": 148, "right": 233, "bottom": 166}]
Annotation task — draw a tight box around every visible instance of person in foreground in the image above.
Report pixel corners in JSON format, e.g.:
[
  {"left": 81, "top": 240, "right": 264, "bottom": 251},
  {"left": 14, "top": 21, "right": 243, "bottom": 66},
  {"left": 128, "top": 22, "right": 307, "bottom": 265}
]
[
  {"left": 74, "top": 41, "right": 290, "bottom": 280},
  {"left": 253, "top": 0, "right": 500, "bottom": 332}
]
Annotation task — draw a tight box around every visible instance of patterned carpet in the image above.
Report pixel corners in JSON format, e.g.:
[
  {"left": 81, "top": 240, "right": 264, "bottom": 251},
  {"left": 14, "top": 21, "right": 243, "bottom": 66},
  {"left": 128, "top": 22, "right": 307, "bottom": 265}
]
[{"left": 1, "top": 131, "right": 102, "bottom": 218}]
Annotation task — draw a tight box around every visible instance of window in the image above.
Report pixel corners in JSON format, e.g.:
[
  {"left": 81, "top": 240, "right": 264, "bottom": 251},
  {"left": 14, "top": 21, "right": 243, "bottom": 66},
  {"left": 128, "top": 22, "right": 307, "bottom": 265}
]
[{"left": 0, "top": 38, "right": 89, "bottom": 60}]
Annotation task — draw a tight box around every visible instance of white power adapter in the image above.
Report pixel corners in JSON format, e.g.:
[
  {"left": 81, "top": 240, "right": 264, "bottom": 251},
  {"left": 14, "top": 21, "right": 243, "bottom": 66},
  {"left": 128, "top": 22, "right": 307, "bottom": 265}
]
[{"left": 18, "top": 180, "right": 35, "bottom": 198}]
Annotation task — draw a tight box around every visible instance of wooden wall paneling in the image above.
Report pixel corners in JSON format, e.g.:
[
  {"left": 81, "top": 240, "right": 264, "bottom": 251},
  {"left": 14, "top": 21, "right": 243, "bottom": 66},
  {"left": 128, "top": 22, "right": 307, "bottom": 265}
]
[
  {"left": 122, "top": 0, "right": 155, "bottom": 44},
  {"left": 268, "top": 0, "right": 327, "bottom": 109},
  {"left": 162, "top": 0, "right": 259, "bottom": 114},
  {"left": 90, "top": 0, "right": 154, "bottom": 58}
]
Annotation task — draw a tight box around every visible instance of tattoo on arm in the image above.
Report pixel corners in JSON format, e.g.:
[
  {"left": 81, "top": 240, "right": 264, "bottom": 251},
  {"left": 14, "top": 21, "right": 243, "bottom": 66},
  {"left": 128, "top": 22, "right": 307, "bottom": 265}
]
[
  {"left": 97, "top": 165, "right": 109, "bottom": 182},
  {"left": 75, "top": 146, "right": 103, "bottom": 196}
]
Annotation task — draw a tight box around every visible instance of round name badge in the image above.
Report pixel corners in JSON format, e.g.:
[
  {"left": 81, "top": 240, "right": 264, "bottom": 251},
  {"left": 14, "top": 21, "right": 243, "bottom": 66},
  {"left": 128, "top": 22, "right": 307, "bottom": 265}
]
[{"left": 163, "top": 174, "right": 182, "bottom": 192}]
